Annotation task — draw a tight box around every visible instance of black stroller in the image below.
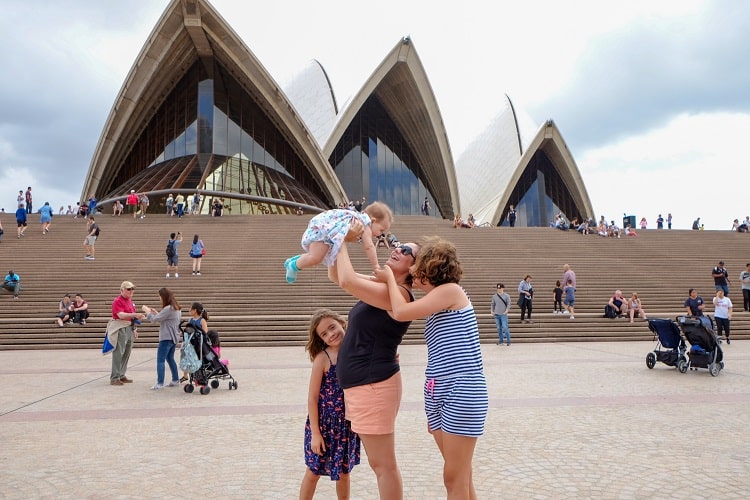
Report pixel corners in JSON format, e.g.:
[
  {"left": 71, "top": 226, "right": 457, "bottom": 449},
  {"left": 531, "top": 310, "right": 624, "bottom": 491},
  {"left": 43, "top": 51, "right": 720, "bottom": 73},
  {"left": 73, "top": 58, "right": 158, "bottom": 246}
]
[
  {"left": 676, "top": 316, "right": 724, "bottom": 376},
  {"left": 182, "top": 323, "right": 238, "bottom": 394},
  {"left": 646, "top": 318, "right": 686, "bottom": 370}
]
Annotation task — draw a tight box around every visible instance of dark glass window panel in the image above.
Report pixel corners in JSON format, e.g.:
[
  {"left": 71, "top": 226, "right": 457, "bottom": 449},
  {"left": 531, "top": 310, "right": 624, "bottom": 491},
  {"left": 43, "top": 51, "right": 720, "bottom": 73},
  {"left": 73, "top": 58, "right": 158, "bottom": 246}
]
[
  {"left": 330, "top": 95, "right": 434, "bottom": 215},
  {"left": 499, "top": 150, "right": 585, "bottom": 227}
]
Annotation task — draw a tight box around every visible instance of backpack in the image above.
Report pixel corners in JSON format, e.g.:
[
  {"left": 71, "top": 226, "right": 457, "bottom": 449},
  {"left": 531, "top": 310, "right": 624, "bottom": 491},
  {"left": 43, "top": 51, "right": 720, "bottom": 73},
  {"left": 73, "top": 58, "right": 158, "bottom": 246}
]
[
  {"left": 94, "top": 226, "right": 100, "bottom": 237},
  {"left": 166, "top": 240, "right": 176, "bottom": 257},
  {"left": 603, "top": 304, "right": 617, "bottom": 319}
]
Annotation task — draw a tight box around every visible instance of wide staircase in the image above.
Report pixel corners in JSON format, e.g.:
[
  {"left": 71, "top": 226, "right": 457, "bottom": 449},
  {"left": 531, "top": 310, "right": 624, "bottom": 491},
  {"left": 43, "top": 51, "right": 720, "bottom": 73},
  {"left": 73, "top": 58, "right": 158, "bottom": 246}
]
[{"left": 1, "top": 212, "right": 747, "bottom": 349}]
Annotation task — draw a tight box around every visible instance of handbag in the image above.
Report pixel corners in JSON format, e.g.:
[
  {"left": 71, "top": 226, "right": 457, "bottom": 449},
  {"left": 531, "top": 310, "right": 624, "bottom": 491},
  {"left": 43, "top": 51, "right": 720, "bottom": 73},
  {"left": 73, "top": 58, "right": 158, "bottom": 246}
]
[
  {"left": 517, "top": 295, "right": 525, "bottom": 307},
  {"left": 179, "top": 332, "right": 202, "bottom": 373},
  {"left": 201, "top": 247, "right": 206, "bottom": 256}
]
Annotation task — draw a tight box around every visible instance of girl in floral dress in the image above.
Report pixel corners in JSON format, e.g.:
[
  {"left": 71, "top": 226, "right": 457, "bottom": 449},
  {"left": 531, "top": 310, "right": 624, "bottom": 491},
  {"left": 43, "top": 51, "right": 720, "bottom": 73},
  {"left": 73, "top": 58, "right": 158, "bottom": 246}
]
[{"left": 299, "top": 309, "right": 360, "bottom": 500}]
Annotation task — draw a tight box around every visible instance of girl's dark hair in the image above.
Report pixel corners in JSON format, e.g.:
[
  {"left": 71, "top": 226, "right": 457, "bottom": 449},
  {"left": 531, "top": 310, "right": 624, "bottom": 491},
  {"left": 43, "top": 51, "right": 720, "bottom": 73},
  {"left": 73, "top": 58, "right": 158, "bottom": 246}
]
[
  {"left": 556, "top": 280, "right": 561, "bottom": 287},
  {"left": 193, "top": 234, "right": 199, "bottom": 244},
  {"left": 207, "top": 329, "right": 220, "bottom": 347},
  {"left": 305, "top": 309, "right": 346, "bottom": 362},
  {"left": 158, "top": 287, "right": 181, "bottom": 310},
  {"left": 191, "top": 302, "right": 208, "bottom": 320}
]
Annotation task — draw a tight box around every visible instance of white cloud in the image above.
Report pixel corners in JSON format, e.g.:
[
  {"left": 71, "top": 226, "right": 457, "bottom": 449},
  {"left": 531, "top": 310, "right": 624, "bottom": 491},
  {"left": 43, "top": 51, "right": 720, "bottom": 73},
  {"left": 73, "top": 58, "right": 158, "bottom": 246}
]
[{"left": 580, "top": 112, "right": 750, "bottom": 230}]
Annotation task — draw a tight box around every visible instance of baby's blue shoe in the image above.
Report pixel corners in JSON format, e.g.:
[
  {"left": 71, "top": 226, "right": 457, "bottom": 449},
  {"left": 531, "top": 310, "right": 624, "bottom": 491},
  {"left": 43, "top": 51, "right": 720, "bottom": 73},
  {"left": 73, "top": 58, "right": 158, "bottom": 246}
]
[{"left": 285, "top": 256, "right": 299, "bottom": 283}]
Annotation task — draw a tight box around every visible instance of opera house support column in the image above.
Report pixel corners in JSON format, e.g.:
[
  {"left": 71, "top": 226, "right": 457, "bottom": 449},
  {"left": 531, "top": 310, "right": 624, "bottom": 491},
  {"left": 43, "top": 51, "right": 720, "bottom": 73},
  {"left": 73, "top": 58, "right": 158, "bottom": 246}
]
[{"left": 198, "top": 79, "right": 214, "bottom": 158}]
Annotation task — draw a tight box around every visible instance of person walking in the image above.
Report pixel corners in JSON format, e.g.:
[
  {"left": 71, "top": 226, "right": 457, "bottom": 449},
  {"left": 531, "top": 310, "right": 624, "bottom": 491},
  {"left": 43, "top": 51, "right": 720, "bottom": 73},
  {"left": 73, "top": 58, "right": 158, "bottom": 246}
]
[
  {"left": 138, "top": 193, "right": 149, "bottom": 219},
  {"left": 25, "top": 186, "right": 32, "bottom": 214},
  {"left": 189, "top": 234, "right": 205, "bottom": 275},
  {"left": 563, "top": 279, "right": 576, "bottom": 320},
  {"left": 561, "top": 264, "right": 577, "bottom": 315},
  {"left": 39, "top": 202, "right": 54, "bottom": 235},
  {"left": 175, "top": 193, "right": 185, "bottom": 218},
  {"left": 491, "top": 283, "right": 511, "bottom": 345},
  {"left": 740, "top": 263, "right": 750, "bottom": 312},
  {"left": 421, "top": 197, "right": 431, "bottom": 216},
  {"left": 507, "top": 205, "right": 517, "bottom": 227},
  {"left": 84, "top": 216, "right": 99, "bottom": 260},
  {"left": 126, "top": 190, "right": 139, "bottom": 218},
  {"left": 15, "top": 203, "right": 27, "bottom": 238},
  {"left": 712, "top": 260, "right": 730, "bottom": 296},
  {"left": 517, "top": 275, "right": 534, "bottom": 323},
  {"left": 713, "top": 289, "right": 733, "bottom": 344},
  {"left": 166, "top": 232, "right": 182, "bottom": 278},
  {"left": 109, "top": 281, "right": 145, "bottom": 386},
  {"left": 142, "top": 287, "right": 182, "bottom": 389}
]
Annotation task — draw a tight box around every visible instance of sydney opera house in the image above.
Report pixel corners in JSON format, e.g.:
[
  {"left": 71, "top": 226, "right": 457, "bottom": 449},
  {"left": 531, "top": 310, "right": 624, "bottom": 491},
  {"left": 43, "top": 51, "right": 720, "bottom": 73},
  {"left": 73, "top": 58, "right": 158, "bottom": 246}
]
[{"left": 82, "top": 0, "right": 594, "bottom": 227}]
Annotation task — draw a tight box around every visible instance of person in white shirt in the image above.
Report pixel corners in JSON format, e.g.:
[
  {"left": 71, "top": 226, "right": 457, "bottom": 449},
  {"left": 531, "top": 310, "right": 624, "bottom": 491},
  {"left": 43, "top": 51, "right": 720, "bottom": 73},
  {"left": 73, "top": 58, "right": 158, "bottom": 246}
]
[{"left": 712, "top": 289, "right": 733, "bottom": 344}]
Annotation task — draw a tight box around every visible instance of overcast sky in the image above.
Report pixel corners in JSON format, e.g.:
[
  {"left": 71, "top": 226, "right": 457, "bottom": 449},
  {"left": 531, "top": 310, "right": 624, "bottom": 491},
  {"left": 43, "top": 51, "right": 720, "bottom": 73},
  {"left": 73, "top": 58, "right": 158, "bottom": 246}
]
[{"left": 1, "top": 0, "right": 748, "bottom": 229}]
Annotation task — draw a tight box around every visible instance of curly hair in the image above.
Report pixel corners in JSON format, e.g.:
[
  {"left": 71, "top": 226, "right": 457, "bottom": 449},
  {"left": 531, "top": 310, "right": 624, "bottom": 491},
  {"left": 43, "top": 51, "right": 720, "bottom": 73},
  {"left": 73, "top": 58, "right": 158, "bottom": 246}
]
[
  {"left": 410, "top": 236, "right": 462, "bottom": 286},
  {"left": 305, "top": 308, "right": 347, "bottom": 362}
]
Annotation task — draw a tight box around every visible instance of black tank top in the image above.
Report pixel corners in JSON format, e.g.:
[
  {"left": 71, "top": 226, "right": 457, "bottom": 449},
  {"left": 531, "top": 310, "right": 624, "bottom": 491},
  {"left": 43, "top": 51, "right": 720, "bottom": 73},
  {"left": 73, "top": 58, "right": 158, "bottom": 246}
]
[{"left": 337, "top": 295, "right": 412, "bottom": 389}]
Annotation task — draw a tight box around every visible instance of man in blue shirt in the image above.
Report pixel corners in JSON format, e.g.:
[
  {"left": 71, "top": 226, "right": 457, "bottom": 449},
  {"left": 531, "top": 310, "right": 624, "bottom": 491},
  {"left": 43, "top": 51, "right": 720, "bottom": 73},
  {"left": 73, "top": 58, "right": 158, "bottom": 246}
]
[
  {"left": 3, "top": 270, "right": 20, "bottom": 299},
  {"left": 15, "top": 203, "right": 27, "bottom": 238},
  {"left": 712, "top": 261, "right": 730, "bottom": 296}
]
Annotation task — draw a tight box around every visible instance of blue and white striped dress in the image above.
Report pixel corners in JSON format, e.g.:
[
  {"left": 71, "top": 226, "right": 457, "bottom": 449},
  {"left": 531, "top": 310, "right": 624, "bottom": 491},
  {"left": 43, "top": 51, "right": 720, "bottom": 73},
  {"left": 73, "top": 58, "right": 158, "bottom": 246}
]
[{"left": 423, "top": 302, "right": 488, "bottom": 437}]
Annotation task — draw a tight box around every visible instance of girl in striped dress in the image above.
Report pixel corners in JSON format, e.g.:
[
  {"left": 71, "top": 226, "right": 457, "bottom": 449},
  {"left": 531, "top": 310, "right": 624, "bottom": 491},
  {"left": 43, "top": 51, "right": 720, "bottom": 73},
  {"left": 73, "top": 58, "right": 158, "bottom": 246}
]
[{"left": 374, "top": 236, "right": 488, "bottom": 499}]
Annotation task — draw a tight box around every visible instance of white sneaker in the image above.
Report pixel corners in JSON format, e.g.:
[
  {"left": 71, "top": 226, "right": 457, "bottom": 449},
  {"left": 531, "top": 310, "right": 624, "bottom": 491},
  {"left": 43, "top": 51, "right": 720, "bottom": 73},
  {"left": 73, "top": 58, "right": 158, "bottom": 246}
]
[
  {"left": 175, "top": 273, "right": 179, "bottom": 278},
  {"left": 570, "top": 315, "right": 575, "bottom": 320},
  {"left": 151, "top": 383, "right": 164, "bottom": 390},
  {"left": 166, "top": 380, "right": 180, "bottom": 387},
  {"left": 166, "top": 273, "right": 170, "bottom": 278},
  {"left": 563, "top": 310, "right": 570, "bottom": 315}
]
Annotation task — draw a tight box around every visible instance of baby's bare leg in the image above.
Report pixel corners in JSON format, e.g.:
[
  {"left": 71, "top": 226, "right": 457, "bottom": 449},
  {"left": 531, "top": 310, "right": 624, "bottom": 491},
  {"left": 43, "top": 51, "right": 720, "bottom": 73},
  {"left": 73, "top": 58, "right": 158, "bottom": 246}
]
[{"left": 296, "top": 242, "right": 329, "bottom": 269}]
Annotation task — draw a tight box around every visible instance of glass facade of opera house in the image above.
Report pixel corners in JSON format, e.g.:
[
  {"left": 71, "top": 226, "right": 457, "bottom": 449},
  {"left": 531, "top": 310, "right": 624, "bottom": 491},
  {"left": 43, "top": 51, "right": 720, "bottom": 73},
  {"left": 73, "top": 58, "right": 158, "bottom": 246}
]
[
  {"left": 499, "top": 152, "right": 580, "bottom": 227},
  {"left": 104, "top": 61, "right": 330, "bottom": 215},
  {"left": 329, "top": 96, "right": 436, "bottom": 217}
]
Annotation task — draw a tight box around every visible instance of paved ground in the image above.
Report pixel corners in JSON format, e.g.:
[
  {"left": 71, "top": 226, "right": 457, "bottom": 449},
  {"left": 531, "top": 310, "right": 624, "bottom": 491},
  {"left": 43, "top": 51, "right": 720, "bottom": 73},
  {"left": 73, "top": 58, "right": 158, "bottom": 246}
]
[{"left": 1, "top": 340, "right": 749, "bottom": 499}]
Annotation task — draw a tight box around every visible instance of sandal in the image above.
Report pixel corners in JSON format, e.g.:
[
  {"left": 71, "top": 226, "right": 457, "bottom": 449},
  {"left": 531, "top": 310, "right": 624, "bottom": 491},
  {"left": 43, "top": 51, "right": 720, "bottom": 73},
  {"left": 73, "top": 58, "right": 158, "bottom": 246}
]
[{"left": 179, "top": 376, "right": 188, "bottom": 383}]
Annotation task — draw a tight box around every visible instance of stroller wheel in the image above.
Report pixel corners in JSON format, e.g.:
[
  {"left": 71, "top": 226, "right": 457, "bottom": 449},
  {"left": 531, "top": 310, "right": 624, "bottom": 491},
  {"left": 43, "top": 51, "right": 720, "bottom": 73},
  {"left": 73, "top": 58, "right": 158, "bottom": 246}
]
[
  {"left": 677, "top": 359, "right": 688, "bottom": 374},
  {"left": 184, "top": 384, "right": 194, "bottom": 393},
  {"left": 200, "top": 386, "right": 211, "bottom": 395},
  {"left": 646, "top": 352, "right": 656, "bottom": 369},
  {"left": 230, "top": 380, "right": 238, "bottom": 390},
  {"left": 210, "top": 379, "right": 220, "bottom": 389},
  {"left": 709, "top": 364, "right": 720, "bottom": 377}
]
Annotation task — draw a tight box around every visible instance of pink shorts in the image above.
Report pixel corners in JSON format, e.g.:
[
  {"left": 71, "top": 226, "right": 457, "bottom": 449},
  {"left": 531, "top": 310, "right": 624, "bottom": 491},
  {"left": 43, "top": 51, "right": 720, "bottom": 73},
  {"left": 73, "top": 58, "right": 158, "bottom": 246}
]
[{"left": 344, "top": 372, "right": 402, "bottom": 435}]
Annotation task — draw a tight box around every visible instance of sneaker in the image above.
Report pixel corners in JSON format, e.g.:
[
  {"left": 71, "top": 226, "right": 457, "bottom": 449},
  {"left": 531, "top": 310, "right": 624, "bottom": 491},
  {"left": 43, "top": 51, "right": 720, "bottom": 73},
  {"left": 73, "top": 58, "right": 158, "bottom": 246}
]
[
  {"left": 151, "top": 383, "right": 163, "bottom": 390},
  {"left": 570, "top": 315, "right": 574, "bottom": 320},
  {"left": 13, "top": 296, "right": 19, "bottom": 300},
  {"left": 284, "top": 257, "right": 299, "bottom": 283},
  {"left": 166, "top": 380, "right": 180, "bottom": 387},
  {"left": 727, "top": 338, "right": 731, "bottom": 344},
  {"left": 166, "top": 273, "right": 170, "bottom": 278},
  {"left": 196, "top": 271, "right": 201, "bottom": 276},
  {"left": 81, "top": 319, "right": 86, "bottom": 325},
  {"left": 563, "top": 310, "right": 570, "bottom": 315},
  {"left": 192, "top": 271, "right": 196, "bottom": 275},
  {"left": 175, "top": 273, "right": 179, "bottom": 278},
  {"left": 110, "top": 379, "right": 124, "bottom": 386}
]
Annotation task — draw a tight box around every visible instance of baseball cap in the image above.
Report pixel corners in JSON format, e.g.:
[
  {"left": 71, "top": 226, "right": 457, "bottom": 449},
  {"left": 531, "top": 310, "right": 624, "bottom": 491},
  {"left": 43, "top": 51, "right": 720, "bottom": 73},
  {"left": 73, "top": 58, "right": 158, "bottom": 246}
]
[{"left": 120, "top": 281, "right": 135, "bottom": 289}]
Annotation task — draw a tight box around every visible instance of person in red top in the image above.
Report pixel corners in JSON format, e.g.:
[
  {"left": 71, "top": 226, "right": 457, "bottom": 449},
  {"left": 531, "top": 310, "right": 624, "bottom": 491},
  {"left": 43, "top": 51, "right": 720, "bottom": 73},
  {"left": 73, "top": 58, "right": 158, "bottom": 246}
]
[
  {"left": 126, "top": 190, "right": 139, "bottom": 218},
  {"left": 110, "top": 281, "right": 146, "bottom": 386}
]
